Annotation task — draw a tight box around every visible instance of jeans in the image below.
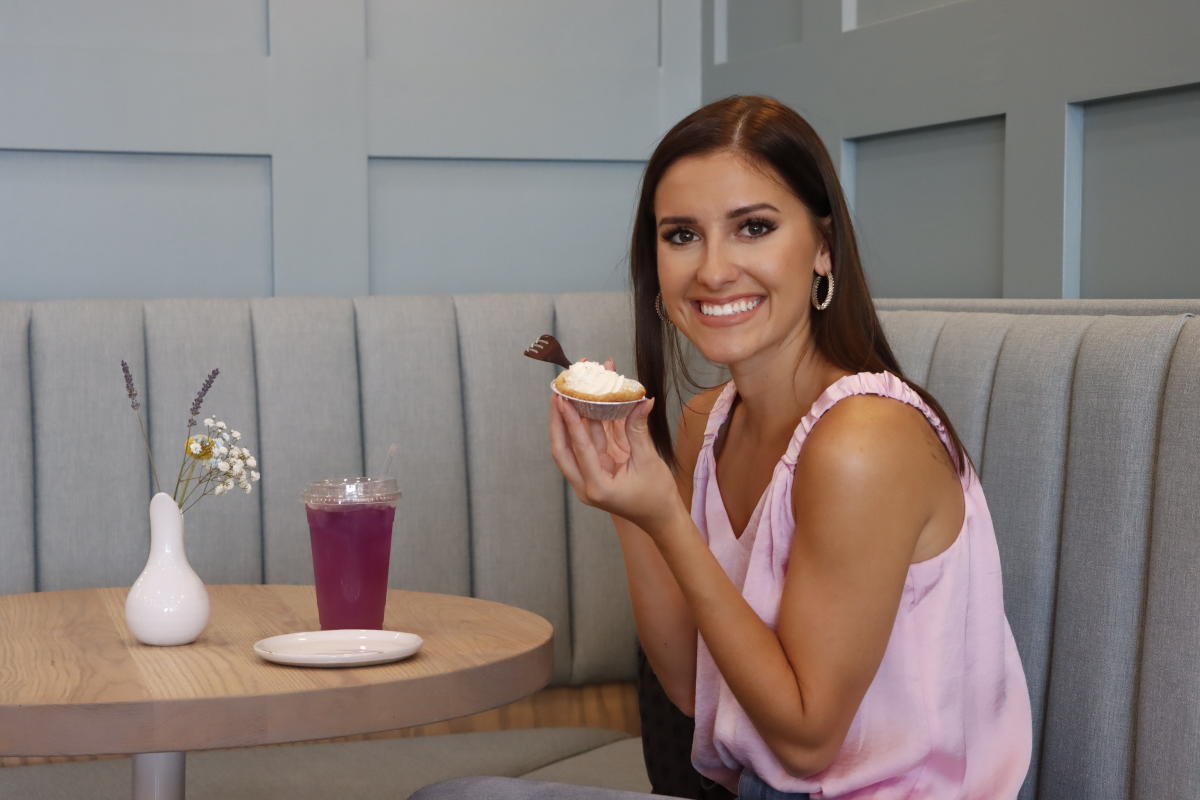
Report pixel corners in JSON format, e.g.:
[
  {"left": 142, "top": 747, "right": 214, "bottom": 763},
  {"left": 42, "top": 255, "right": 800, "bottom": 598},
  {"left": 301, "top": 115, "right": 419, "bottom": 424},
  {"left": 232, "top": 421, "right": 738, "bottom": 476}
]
[{"left": 736, "top": 771, "right": 812, "bottom": 800}]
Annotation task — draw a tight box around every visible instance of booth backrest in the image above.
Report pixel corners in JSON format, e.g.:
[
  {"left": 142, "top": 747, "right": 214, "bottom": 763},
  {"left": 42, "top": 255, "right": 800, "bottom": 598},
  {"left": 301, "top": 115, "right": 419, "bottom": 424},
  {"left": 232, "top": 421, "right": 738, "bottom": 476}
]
[
  {"left": 1, "top": 294, "right": 1198, "bottom": 799},
  {"left": 878, "top": 298, "right": 1200, "bottom": 800}
]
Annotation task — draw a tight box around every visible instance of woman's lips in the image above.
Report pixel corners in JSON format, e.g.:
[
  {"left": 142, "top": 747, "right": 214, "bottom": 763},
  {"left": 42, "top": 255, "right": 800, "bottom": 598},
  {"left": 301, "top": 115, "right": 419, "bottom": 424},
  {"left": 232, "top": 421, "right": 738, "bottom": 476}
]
[{"left": 691, "top": 296, "right": 765, "bottom": 327}]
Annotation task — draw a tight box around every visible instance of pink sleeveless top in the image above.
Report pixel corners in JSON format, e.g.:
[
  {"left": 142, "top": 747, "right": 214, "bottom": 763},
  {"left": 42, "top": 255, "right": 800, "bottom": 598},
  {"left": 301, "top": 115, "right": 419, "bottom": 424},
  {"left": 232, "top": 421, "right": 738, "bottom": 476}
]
[{"left": 691, "top": 371, "right": 1032, "bottom": 799}]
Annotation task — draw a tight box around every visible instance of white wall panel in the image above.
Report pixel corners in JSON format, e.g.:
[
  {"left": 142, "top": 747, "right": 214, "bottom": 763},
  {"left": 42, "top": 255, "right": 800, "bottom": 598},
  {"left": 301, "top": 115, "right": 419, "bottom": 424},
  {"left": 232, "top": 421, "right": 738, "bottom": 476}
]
[
  {"left": 0, "top": 151, "right": 272, "bottom": 300},
  {"left": 1081, "top": 84, "right": 1200, "bottom": 299},
  {"left": 369, "top": 158, "right": 641, "bottom": 295},
  {"left": 367, "top": 0, "right": 662, "bottom": 160},
  {"left": 0, "top": 0, "right": 267, "bottom": 54},
  {"left": 852, "top": 117, "right": 1005, "bottom": 298}
]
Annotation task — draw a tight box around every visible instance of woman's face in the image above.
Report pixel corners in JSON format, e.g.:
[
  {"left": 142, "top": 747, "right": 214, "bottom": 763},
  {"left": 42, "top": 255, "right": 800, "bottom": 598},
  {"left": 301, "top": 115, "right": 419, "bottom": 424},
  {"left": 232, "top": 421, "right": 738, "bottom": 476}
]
[{"left": 654, "top": 150, "right": 828, "bottom": 370}]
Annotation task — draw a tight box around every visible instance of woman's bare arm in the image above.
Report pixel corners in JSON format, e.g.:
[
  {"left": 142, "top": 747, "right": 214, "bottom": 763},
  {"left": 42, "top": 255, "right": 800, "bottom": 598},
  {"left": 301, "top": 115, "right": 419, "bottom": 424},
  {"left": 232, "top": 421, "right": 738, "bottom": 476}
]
[
  {"left": 609, "top": 386, "right": 723, "bottom": 715},
  {"left": 632, "top": 397, "right": 944, "bottom": 775}
]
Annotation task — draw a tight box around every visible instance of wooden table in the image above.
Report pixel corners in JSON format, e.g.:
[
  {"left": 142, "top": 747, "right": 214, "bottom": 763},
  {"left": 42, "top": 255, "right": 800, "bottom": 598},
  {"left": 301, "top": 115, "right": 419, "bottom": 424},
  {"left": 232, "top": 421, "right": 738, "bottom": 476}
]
[{"left": 0, "top": 584, "right": 554, "bottom": 800}]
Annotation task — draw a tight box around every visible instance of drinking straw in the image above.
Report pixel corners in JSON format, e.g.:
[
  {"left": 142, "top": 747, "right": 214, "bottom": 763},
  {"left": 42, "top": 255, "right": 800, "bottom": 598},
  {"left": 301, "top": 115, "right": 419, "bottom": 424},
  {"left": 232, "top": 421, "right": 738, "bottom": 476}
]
[{"left": 382, "top": 443, "right": 400, "bottom": 479}]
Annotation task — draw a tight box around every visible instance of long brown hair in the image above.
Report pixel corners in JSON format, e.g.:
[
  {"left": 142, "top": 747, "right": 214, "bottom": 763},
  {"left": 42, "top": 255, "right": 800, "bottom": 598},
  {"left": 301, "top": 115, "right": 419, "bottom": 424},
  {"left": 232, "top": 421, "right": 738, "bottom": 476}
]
[{"left": 631, "top": 95, "right": 972, "bottom": 476}]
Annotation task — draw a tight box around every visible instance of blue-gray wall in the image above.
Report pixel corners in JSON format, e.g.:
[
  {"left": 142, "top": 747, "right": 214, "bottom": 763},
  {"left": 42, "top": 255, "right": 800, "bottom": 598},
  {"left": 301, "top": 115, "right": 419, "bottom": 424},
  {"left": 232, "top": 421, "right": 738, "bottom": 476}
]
[
  {"left": 5, "top": 1, "right": 1198, "bottom": 301},
  {"left": 705, "top": 0, "right": 1200, "bottom": 299},
  {"left": 0, "top": 0, "right": 701, "bottom": 300}
]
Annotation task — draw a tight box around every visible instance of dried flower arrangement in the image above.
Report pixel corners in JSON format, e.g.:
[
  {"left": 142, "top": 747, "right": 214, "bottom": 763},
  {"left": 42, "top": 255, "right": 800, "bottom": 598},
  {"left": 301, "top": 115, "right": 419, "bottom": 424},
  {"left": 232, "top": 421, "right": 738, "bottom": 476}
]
[{"left": 121, "top": 362, "right": 260, "bottom": 512}]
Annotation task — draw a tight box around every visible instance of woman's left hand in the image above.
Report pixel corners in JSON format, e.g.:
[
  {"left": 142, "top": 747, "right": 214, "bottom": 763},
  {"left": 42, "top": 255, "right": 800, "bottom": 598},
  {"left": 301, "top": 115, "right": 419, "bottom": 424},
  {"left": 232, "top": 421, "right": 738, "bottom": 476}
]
[{"left": 548, "top": 392, "right": 684, "bottom": 535}]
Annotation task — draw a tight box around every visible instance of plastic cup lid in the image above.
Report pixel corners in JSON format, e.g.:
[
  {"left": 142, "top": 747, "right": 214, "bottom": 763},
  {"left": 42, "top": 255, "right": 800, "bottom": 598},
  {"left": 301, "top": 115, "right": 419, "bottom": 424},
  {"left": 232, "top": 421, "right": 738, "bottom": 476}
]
[{"left": 303, "top": 476, "right": 400, "bottom": 505}]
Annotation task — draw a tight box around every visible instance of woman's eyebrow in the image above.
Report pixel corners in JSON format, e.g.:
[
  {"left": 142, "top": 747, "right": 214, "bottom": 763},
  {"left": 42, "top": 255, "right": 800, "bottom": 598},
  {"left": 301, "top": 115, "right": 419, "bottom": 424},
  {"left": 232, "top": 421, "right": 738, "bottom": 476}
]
[
  {"left": 656, "top": 203, "right": 780, "bottom": 227},
  {"left": 657, "top": 203, "right": 777, "bottom": 227},
  {"left": 727, "top": 202, "right": 778, "bottom": 218}
]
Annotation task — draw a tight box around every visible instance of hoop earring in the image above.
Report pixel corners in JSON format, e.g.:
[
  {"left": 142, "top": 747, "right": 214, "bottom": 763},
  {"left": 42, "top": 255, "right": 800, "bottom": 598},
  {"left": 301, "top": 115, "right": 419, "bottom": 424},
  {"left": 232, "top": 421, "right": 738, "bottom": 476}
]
[
  {"left": 655, "top": 292, "right": 672, "bottom": 324},
  {"left": 811, "top": 272, "right": 835, "bottom": 310}
]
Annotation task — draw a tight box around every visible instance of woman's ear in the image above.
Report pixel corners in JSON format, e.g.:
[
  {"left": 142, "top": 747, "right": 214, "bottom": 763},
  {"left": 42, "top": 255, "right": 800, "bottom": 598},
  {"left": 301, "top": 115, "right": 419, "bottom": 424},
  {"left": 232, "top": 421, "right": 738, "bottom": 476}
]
[
  {"left": 815, "top": 216, "right": 834, "bottom": 276},
  {"left": 814, "top": 246, "right": 832, "bottom": 277}
]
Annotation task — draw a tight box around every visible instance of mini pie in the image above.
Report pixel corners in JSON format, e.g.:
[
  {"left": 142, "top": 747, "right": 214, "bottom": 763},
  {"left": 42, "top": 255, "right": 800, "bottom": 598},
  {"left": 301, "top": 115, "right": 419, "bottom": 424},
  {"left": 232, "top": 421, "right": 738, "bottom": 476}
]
[{"left": 553, "top": 360, "right": 646, "bottom": 403}]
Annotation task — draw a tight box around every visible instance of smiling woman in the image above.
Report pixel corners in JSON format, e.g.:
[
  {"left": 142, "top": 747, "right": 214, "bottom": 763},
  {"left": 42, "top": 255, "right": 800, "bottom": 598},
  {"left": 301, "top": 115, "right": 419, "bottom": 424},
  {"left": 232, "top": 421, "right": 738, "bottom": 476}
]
[
  {"left": 653, "top": 151, "right": 825, "bottom": 366},
  {"left": 413, "top": 96, "right": 1033, "bottom": 800},
  {"left": 629, "top": 98, "right": 968, "bottom": 476}
]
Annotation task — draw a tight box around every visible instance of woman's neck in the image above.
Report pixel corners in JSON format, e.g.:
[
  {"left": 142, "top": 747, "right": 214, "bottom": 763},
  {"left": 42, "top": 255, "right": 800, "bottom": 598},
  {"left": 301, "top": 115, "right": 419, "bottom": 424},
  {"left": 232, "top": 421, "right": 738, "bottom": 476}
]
[{"left": 726, "top": 342, "right": 850, "bottom": 444}]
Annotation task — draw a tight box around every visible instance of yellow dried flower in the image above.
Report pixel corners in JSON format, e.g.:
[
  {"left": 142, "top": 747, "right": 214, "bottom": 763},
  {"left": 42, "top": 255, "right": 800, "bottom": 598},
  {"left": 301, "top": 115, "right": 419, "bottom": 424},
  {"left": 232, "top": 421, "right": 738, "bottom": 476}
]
[{"left": 185, "top": 435, "right": 213, "bottom": 460}]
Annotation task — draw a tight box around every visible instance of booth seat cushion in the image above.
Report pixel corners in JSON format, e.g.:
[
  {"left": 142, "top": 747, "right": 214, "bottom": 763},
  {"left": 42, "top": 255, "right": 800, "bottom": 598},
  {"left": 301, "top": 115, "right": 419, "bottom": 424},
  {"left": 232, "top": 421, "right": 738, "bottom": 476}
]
[
  {"left": 0, "top": 729, "right": 647, "bottom": 800},
  {"left": 519, "top": 737, "right": 652, "bottom": 793}
]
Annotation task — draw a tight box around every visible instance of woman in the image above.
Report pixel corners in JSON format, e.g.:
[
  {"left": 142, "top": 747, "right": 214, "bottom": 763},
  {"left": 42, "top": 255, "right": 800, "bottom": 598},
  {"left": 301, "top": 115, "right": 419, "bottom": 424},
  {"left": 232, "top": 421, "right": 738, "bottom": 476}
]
[{"left": 420, "top": 96, "right": 1032, "bottom": 799}]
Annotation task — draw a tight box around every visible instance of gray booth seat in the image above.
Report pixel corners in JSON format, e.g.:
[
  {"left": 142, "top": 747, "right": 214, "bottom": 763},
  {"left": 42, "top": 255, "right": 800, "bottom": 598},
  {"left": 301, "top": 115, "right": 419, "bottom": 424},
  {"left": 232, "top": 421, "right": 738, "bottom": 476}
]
[{"left": 1, "top": 295, "right": 1198, "bottom": 800}]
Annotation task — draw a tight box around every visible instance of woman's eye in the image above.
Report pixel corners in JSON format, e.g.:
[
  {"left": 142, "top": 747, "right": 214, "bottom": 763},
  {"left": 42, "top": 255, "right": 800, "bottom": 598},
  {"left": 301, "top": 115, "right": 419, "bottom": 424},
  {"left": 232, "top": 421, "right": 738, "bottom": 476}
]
[
  {"left": 741, "top": 218, "right": 776, "bottom": 238},
  {"left": 664, "top": 228, "right": 698, "bottom": 245}
]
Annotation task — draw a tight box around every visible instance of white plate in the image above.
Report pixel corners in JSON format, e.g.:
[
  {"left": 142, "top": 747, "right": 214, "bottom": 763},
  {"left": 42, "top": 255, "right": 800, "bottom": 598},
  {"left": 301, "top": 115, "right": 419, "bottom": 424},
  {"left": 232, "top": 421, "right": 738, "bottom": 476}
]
[{"left": 253, "top": 630, "right": 423, "bottom": 668}]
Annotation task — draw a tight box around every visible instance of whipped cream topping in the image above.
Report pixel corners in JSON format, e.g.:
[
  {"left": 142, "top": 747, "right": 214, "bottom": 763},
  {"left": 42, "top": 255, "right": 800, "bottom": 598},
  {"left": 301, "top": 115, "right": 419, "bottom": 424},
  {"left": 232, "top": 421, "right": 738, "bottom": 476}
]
[{"left": 561, "top": 360, "right": 642, "bottom": 396}]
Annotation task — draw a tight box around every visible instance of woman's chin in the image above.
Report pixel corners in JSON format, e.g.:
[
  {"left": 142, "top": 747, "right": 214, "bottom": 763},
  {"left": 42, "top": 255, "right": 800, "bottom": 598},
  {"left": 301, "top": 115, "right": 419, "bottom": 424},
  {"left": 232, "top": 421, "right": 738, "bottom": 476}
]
[{"left": 688, "top": 337, "right": 755, "bottom": 368}]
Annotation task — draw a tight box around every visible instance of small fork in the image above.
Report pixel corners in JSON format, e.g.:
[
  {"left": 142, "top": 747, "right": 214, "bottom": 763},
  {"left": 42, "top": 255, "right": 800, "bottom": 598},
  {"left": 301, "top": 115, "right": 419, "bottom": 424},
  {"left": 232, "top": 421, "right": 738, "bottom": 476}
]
[{"left": 523, "top": 334, "right": 571, "bottom": 369}]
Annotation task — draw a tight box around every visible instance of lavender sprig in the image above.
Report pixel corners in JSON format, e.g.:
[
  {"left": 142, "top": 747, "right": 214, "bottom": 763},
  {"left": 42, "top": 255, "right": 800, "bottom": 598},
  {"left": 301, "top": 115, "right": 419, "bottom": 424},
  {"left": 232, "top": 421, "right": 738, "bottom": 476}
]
[
  {"left": 121, "top": 360, "right": 140, "bottom": 411},
  {"left": 187, "top": 368, "right": 219, "bottom": 428},
  {"left": 119, "top": 360, "right": 161, "bottom": 492}
]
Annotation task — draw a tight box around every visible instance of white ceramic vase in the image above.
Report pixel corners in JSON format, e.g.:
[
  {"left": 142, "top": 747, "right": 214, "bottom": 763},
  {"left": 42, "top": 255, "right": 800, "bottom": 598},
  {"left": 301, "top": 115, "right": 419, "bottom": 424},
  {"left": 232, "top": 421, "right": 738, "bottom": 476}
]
[{"left": 125, "top": 492, "right": 210, "bottom": 646}]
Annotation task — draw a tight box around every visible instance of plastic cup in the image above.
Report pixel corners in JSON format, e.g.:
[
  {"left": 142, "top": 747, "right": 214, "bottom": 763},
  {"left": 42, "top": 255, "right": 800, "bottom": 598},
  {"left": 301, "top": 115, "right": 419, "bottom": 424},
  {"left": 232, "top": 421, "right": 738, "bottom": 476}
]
[{"left": 303, "top": 477, "right": 401, "bottom": 630}]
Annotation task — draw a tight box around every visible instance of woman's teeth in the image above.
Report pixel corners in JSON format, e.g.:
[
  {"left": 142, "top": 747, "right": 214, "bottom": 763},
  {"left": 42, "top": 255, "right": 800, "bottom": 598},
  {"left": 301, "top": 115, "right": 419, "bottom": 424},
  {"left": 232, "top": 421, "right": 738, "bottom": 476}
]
[{"left": 699, "top": 297, "right": 763, "bottom": 317}]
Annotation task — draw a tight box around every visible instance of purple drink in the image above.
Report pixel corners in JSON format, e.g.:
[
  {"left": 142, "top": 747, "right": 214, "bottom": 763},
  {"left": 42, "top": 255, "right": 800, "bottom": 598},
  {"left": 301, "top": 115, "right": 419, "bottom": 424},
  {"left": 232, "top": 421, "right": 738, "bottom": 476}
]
[{"left": 303, "top": 477, "right": 401, "bottom": 630}]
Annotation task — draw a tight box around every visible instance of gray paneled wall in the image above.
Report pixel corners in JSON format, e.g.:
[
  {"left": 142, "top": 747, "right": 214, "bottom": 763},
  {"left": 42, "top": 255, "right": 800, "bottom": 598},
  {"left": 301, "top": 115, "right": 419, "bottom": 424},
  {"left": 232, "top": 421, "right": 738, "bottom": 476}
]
[
  {"left": 850, "top": 116, "right": 1005, "bottom": 298},
  {"left": 8, "top": 1, "right": 1195, "bottom": 302},
  {"left": 704, "top": 0, "right": 1200, "bottom": 300},
  {"left": 1081, "top": 84, "right": 1200, "bottom": 298},
  {"left": 368, "top": 158, "right": 643, "bottom": 295},
  {"left": 0, "top": 0, "right": 702, "bottom": 301},
  {"left": 0, "top": 150, "right": 273, "bottom": 299}
]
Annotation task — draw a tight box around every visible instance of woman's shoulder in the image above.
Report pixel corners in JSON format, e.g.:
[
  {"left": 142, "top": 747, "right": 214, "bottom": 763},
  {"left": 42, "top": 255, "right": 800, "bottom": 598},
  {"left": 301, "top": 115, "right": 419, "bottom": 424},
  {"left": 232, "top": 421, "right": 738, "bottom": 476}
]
[
  {"left": 807, "top": 391, "right": 948, "bottom": 465},
  {"left": 796, "top": 392, "right": 961, "bottom": 511}
]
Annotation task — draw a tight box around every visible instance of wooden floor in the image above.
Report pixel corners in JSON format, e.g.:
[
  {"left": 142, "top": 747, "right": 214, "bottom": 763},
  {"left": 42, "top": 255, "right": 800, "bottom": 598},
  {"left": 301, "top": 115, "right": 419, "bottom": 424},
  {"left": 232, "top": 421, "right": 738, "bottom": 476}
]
[{"left": 0, "top": 682, "right": 640, "bottom": 767}]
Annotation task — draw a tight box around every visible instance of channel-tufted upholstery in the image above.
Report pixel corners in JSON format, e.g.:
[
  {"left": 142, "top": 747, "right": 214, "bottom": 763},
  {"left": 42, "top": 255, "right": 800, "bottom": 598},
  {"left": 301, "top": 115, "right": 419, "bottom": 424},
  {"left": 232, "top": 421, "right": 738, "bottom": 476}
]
[
  {"left": 877, "top": 298, "right": 1200, "bottom": 800},
  {"left": 1, "top": 294, "right": 1198, "bottom": 799}
]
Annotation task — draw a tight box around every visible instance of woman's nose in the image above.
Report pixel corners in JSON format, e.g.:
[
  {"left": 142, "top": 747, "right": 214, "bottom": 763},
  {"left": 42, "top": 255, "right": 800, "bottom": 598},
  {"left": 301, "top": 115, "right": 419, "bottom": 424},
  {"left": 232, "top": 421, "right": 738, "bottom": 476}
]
[{"left": 695, "top": 241, "right": 739, "bottom": 289}]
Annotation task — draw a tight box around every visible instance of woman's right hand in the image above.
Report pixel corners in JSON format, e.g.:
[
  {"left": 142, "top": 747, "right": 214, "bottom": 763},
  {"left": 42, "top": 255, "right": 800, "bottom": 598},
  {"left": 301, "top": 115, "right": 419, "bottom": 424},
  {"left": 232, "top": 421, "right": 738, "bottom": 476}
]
[{"left": 548, "top": 392, "right": 685, "bottom": 536}]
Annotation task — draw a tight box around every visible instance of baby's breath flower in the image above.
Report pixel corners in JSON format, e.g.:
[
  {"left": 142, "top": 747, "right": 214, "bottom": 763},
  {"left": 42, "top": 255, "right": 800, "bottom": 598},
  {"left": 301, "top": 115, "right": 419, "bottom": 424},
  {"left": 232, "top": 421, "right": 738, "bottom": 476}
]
[
  {"left": 251, "top": 470, "right": 261, "bottom": 481},
  {"left": 215, "top": 421, "right": 227, "bottom": 430},
  {"left": 203, "top": 418, "right": 214, "bottom": 427},
  {"left": 232, "top": 462, "right": 245, "bottom": 476},
  {"left": 185, "top": 436, "right": 212, "bottom": 460},
  {"left": 217, "top": 461, "right": 230, "bottom": 473},
  {"left": 214, "top": 484, "right": 227, "bottom": 496},
  {"left": 231, "top": 430, "right": 241, "bottom": 441},
  {"left": 246, "top": 456, "right": 257, "bottom": 468}
]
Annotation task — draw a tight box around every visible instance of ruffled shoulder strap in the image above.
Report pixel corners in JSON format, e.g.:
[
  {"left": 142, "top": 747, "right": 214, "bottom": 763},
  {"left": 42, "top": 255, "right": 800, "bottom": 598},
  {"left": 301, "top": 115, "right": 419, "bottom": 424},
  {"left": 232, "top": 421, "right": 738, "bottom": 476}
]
[{"left": 781, "top": 371, "right": 955, "bottom": 468}]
